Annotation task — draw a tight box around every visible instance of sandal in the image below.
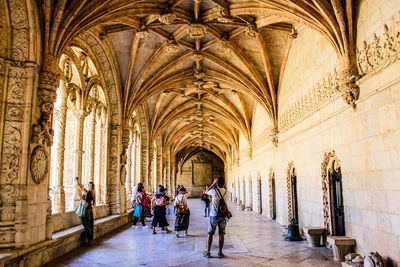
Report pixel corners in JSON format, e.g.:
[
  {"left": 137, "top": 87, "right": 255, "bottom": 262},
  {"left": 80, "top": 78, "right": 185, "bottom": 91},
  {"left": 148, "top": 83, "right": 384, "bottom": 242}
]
[
  {"left": 217, "top": 252, "right": 225, "bottom": 258},
  {"left": 203, "top": 251, "right": 211, "bottom": 258}
]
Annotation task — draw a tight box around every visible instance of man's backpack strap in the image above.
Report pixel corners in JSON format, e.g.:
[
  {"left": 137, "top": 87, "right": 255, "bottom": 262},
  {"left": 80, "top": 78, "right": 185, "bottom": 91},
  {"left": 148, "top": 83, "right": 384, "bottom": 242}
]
[{"left": 215, "top": 188, "right": 226, "bottom": 203}]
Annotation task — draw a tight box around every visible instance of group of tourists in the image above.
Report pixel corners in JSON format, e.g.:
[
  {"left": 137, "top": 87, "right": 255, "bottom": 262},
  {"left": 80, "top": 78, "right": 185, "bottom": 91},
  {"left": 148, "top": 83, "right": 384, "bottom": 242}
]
[{"left": 75, "top": 176, "right": 231, "bottom": 258}]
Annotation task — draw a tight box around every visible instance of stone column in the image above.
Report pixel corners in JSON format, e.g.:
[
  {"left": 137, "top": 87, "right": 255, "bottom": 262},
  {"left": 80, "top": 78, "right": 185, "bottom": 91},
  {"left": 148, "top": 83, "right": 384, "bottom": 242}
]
[
  {"left": 147, "top": 146, "right": 154, "bottom": 191},
  {"left": 0, "top": 60, "right": 39, "bottom": 248},
  {"left": 107, "top": 125, "right": 122, "bottom": 214},
  {"left": 140, "top": 145, "right": 149, "bottom": 189},
  {"left": 126, "top": 138, "right": 133, "bottom": 209},
  {"left": 167, "top": 161, "right": 172, "bottom": 196},
  {"left": 51, "top": 81, "right": 68, "bottom": 214},
  {"left": 171, "top": 162, "right": 176, "bottom": 197},
  {"left": 72, "top": 110, "right": 87, "bottom": 206},
  {"left": 88, "top": 107, "right": 97, "bottom": 183},
  {"left": 156, "top": 150, "right": 162, "bottom": 188}
]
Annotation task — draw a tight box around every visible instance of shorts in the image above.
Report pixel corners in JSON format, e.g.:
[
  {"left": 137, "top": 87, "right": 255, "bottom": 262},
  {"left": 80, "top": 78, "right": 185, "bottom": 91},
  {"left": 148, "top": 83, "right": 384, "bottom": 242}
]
[{"left": 207, "top": 216, "right": 227, "bottom": 235}]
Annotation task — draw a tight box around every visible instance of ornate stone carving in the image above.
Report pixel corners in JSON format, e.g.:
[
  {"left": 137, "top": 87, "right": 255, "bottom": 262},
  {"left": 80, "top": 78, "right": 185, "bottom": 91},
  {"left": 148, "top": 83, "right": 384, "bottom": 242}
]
[
  {"left": 188, "top": 24, "right": 206, "bottom": 39},
  {"left": 30, "top": 146, "right": 49, "bottom": 184},
  {"left": 31, "top": 71, "right": 59, "bottom": 147},
  {"left": 338, "top": 68, "right": 359, "bottom": 108},
  {"left": 159, "top": 12, "right": 176, "bottom": 24},
  {"left": 357, "top": 13, "right": 400, "bottom": 75},
  {"left": 286, "top": 161, "right": 295, "bottom": 222},
  {"left": 268, "top": 169, "right": 275, "bottom": 219},
  {"left": 270, "top": 128, "right": 279, "bottom": 147},
  {"left": 278, "top": 69, "right": 339, "bottom": 131},
  {"left": 321, "top": 150, "right": 341, "bottom": 235}
]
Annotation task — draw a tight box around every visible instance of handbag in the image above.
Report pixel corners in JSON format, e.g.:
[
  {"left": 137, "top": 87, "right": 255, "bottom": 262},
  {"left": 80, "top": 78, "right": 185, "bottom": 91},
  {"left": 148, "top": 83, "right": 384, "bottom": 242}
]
[
  {"left": 133, "top": 204, "right": 143, "bottom": 217},
  {"left": 75, "top": 199, "right": 88, "bottom": 217}
]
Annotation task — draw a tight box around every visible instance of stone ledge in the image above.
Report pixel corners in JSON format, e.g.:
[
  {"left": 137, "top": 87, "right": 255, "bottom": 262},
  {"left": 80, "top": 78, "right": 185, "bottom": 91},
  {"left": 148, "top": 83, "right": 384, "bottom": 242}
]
[
  {"left": 327, "top": 236, "right": 356, "bottom": 262},
  {"left": 0, "top": 211, "right": 133, "bottom": 267},
  {"left": 303, "top": 227, "right": 326, "bottom": 247}
]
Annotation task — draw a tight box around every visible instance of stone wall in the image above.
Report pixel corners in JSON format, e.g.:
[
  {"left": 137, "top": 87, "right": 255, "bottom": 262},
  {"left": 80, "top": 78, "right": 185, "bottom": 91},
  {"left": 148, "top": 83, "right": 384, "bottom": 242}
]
[
  {"left": 177, "top": 150, "right": 224, "bottom": 197},
  {"left": 227, "top": 7, "right": 400, "bottom": 264}
]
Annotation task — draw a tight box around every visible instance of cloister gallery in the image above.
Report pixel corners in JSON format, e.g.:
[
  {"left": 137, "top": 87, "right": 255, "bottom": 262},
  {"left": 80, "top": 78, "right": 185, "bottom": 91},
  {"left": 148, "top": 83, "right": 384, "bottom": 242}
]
[{"left": 0, "top": 0, "right": 399, "bottom": 266}]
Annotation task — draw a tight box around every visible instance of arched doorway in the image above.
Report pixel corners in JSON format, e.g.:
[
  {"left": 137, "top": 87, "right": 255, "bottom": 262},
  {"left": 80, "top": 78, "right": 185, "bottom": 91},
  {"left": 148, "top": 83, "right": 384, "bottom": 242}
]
[
  {"left": 322, "top": 151, "right": 345, "bottom": 236},
  {"left": 269, "top": 169, "right": 276, "bottom": 220}
]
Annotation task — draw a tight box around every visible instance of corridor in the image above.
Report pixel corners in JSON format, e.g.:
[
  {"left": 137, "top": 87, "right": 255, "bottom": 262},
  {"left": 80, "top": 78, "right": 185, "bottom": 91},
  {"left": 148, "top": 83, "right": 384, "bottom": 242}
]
[{"left": 47, "top": 199, "right": 339, "bottom": 267}]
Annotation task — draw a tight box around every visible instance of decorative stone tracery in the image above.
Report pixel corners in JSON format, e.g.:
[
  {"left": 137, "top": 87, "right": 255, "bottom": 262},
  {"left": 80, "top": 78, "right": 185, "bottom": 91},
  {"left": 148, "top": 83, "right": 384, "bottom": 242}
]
[
  {"left": 357, "top": 13, "right": 400, "bottom": 76},
  {"left": 269, "top": 169, "right": 276, "bottom": 220},
  {"left": 278, "top": 69, "right": 340, "bottom": 131},
  {"left": 286, "top": 161, "right": 296, "bottom": 222},
  {"left": 321, "top": 150, "right": 341, "bottom": 235}
]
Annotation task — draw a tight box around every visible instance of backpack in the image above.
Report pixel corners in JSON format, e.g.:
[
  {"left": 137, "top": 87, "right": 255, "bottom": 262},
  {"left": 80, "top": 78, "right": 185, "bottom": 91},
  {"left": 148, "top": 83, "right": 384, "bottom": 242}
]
[
  {"left": 176, "top": 197, "right": 187, "bottom": 215},
  {"left": 216, "top": 188, "right": 232, "bottom": 219}
]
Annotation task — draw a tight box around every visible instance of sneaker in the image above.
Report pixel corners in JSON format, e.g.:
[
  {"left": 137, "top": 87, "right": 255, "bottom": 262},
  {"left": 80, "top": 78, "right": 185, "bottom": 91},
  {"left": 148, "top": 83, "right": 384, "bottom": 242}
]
[
  {"left": 203, "top": 251, "right": 211, "bottom": 258},
  {"left": 217, "top": 252, "right": 225, "bottom": 258}
]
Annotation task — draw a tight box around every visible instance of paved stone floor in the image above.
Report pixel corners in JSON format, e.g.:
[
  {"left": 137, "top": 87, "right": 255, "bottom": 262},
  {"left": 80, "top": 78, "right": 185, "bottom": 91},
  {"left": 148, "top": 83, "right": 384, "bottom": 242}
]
[{"left": 47, "top": 199, "right": 340, "bottom": 267}]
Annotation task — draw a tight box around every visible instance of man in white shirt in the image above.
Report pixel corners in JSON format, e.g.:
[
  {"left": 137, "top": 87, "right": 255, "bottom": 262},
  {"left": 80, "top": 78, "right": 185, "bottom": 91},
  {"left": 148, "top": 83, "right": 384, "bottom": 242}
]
[{"left": 204, "top": 177, "right": 228, "bottom": 258}]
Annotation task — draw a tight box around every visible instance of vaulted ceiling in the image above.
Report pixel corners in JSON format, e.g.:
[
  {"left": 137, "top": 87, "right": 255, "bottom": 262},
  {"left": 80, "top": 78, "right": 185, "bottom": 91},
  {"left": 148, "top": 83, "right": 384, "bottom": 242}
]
[{"left": 40, "top": 0, "right": 359, "bottom": 162}]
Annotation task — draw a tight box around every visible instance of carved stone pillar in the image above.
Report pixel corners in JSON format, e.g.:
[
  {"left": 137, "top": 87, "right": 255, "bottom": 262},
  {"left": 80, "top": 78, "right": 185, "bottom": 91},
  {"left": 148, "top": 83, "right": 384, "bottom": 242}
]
[
  {"left": 108, "top": 125, "right": 122, "bottom": 214},
  {"left": 0, "top": 61, "right": 38, "bottom": 248},
  {"left": 147, "top": 146, "right": 154, "bottom": 191},
  {"left": 171, "top": 162, "right": 176, "bottom": 197},
  {"left": 167, "top": 161, "right": 172, "bottom": 196},
  {"left": 156, "top": 151, "right": 162, "bottom": 188},
  {"left": 140, "top": 145, "right": 149, "bottom": 189},
  {"left": 88, "top": 108, "right": 97, "bottom": 183},
  {"left": 131, "top": 132, "right": 138, "bottom": 187},
  {"left": 125, "top": 139, "right": 133, "bottom": 209},
  {"left": 51, "top": 81, "right": 68, "bottom": 214},
  {"left": 72, "top": 110, "right": 87, "bottom": 206}
]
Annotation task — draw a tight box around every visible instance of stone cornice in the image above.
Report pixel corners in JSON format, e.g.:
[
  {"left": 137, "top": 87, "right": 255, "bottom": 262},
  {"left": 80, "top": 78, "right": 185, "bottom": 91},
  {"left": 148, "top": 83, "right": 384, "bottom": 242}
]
[{"left": 278, "top": 68, "right": 340, "bottom": 132}]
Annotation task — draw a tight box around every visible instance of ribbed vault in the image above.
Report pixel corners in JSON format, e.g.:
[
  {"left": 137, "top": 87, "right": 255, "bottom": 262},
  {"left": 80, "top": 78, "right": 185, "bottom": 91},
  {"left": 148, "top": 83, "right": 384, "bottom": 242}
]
[{"left": 38, "top": 0, "right": 361, "bottom": 163}]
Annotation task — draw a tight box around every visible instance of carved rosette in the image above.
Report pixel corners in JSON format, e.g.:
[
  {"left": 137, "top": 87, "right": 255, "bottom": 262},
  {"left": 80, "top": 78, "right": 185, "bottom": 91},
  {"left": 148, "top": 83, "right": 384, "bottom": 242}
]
[
  {"left": 286, "top": 161, "right": 295, "bottom": 222},
  {"left": 31, "top": 71, "right": 59, "bottom": 147},
  {"left": 321, "top": 150, "right": 341, "bottom": 235},
  {"left": 30, "top": 146, "right": 49, "bottom": 184}
]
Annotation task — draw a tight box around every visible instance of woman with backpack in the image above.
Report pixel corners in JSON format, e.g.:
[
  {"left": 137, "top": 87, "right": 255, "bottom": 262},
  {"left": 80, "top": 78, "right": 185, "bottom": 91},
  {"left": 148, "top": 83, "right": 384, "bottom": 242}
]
[
  {"left": 151, "top": 186, "right": 170, "bottom": 234},
  {"left": 174, "top": 187, "right": 191, "bottom": 238},
  {"left": 132, "top": 185, "right": 146, "bottom": 229}
]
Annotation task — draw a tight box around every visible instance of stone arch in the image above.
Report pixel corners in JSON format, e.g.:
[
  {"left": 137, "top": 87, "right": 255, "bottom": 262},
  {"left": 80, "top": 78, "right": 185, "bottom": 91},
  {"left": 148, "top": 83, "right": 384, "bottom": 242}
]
[
  {"left": 286, "top": 161, "right": 297, "bottom": 223},
  {"left": 321, "top": 150, "right": 342, "bottom": 235},
  {"left": 69, "top": 31, "right": 124, "bottom": 214},
  {"left": 71, "top": 32, "right": 121, "bottom": 126},
  {"left": 269, "top": 168, "right": 276, "bottom": 220}
]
